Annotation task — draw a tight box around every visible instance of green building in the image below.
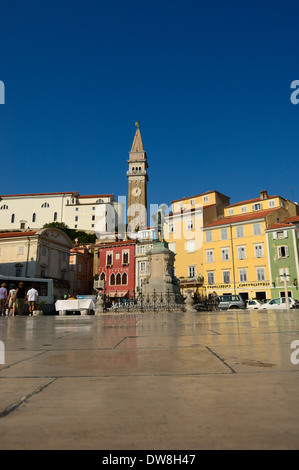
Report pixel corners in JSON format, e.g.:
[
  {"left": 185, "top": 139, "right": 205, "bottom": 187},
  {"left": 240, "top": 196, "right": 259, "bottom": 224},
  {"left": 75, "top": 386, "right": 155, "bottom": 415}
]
[{"left": 266, "top": 215, "right": 299, "bottom": 299}]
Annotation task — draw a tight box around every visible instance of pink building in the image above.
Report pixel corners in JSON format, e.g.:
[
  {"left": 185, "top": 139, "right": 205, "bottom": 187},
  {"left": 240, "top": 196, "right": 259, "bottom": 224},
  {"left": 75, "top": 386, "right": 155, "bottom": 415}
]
[{"left": 97, "top": 240, "right": 136, "bottom": 301}]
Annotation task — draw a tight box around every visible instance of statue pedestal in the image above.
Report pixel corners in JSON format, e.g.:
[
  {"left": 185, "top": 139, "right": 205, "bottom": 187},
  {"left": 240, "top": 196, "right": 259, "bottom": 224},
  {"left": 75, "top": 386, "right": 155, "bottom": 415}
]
[{"left": 142, "top": 241, "right": 183, "bottom": 305}]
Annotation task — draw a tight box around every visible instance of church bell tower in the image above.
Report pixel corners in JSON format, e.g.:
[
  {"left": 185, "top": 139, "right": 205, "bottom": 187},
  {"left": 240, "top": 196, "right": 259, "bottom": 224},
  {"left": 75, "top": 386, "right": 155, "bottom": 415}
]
[{"left": 127, "top": 122, "right": 148, "bottom": 232}]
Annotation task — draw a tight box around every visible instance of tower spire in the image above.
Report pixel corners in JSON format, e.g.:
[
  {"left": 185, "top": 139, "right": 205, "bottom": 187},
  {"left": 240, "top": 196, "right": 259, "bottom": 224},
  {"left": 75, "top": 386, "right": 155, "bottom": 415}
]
[{"left": 130, "top": 121, "right": 145, "bottom": 154}]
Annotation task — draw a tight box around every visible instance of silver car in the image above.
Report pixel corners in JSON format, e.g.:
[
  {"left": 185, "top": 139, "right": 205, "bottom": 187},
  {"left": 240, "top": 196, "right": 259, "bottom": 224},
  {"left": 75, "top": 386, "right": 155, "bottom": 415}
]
[{"left": 218, "top": 294, "right": 246, "bottom": 310}]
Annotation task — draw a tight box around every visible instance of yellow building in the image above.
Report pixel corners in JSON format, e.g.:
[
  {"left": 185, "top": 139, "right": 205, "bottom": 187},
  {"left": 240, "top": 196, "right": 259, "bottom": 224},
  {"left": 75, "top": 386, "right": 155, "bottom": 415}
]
[
  {"left": 164, "top": 190, "right": 230, "bottom": 296},
  {"left": 202, "top": 190, "right": 299, "bottom": 301}
]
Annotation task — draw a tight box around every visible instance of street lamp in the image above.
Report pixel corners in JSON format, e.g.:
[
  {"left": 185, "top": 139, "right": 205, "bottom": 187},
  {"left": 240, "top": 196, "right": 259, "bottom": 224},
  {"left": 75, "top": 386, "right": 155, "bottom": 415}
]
[{"left": 280, "top": 272, "right": 290, "bottom": 310}]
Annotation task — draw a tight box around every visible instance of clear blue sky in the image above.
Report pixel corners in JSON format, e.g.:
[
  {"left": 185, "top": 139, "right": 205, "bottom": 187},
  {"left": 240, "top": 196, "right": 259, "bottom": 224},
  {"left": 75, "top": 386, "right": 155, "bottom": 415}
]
[{"left": 0, "top": 0, "right": 298, "bottom": 212}]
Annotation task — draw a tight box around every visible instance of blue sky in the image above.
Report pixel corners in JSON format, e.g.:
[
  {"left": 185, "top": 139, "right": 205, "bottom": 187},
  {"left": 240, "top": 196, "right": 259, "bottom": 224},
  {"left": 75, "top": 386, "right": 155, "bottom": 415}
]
[{"left": 0, "top": 0, "right": 298, "bottom": 213}]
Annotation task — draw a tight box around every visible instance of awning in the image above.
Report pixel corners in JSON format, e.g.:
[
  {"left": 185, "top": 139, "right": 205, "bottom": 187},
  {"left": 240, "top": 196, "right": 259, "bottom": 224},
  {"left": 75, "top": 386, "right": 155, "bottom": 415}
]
[{"left": 107, "top": 291, "right": 129, "bottom": 298}]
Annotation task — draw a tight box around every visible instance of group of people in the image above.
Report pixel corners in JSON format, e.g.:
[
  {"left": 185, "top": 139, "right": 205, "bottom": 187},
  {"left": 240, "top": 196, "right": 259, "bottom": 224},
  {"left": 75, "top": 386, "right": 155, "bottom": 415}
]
[{"left": 0, "top": 282, "right": 39, "bottom": 316}]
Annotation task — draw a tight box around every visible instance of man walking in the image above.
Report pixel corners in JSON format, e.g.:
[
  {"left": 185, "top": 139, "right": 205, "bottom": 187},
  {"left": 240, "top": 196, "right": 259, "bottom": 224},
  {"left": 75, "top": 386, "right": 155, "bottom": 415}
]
[{"left": 26, "top": 284, "right": 39, "bottom": 316}]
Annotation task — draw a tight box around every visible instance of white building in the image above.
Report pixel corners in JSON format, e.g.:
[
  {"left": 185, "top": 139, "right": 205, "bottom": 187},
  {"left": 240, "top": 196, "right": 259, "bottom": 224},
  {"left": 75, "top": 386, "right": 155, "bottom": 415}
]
[
  {"left": 0, "top": 228, "right": 73, "bottom": 300},
  {"left": 0, "top": 191, "right": 125, "bottom": 234}
]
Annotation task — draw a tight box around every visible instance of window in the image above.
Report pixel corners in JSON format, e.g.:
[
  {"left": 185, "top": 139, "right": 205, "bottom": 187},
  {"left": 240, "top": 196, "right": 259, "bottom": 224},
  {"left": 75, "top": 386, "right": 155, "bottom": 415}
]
[
  {"left": 269, "top": 200, "right": 275, "bottom": 207},
  {"left": 206, "top": 249, "right": 214, "bottom": 262},
  {"left": 220, "top": 228, "right": 228, "bottom": 240},
  {"left": 223, "top": 271, "right": 230, "bottom": 283},
  {"left": 207, "top": 272, "right": 215, "bottom": 284},
  {"left": 239, "top": 269, "right": 248, "bottom": 282},
  {"left": 237, "top": 246, "right": 246, "bottom": 260},
  {"left": 32, "top": 213, "right": 36, "bottom": 222},
  {"left": 18, "top": 246, "right": 24, "bottom": 255},
  {"left": 11, "top": 214, "right": 15, "bottom": 223},
  {"left": 110, "top": 273, "right": 115, "bottom": 285},
  {"left": 122, "top": 273, "right": 127, "bottom": 285},
  {"left": 122, "top": 251, "right": 129, "bottom": 264},
  {"left": 0, "top": 205, "right": 8, "bottom": 209},
  {"left": 42, "top": 247, "right": 47, "bottom": 256},
  {"left": 252, "top": 203, "right": 262, "bottom": 211},
  {"left": 186, "top": 240, "right": 195, "bottom": 253},
  {"left": 188, "top": 265, "right": 196, "bottom": 278},
  {"left": 169, "top": 223, "right": 174, "bottom": 233},
  {"left": 53, "top": 212, "right": 57, "bottom": 221},
  {"left": 92, "top": 215, "right": 95, "bottom": 221},
  {"left": 75, "top": 216, "right": 78, "bottom": 221},
  {"left": 100, "top": 272, "right": 105, "bottom": 281},
  {"left": 140, "top": 261, "right": 146, "bottom": 272},
  {"left": 276, "top": 231, "right": 287, "bottom": 239},
  {"left": 106, "top": 253, "right": 112, "bottom": 265},
  {"left": 278, "top": 246, "right": 289, "bottom": 258},
  {"left": 254, "top": 244, "right": 264, "bottom": 258},
  {"left": 257, "top": 267, "right": 265, "bottom": 281},
  {"left": 253, "top": 223, "right": 261, "bottom": 236},
  {"left": 221, "top": 248, "right": 230, "bottom": 261},
  {"left": 116, "top": 273, "right": 121, "bottom": 285},
  {"left": 78, "top": 263, "right": 82, "bottom": 273},
  {"left": 41, "top": 202, "right": 50, "bottom": 208},
  {"left": 279, "top": 268, "right": 289, "bottom": 279},
  {"left": 228, "top": 208, "right": 234, "bottom": 215},
  {"left": 15, "top": 266, "right": 22, "bottom": 277},
  {"left": 236, "top": 226, "right": 244, "bottom": 238},
  {"left": 203, "top": 195, "right": 209, "bottom": 202},
  {"left": 190, "top": 199, "right": 195, "bottom": 205},
  {"left": 205, "top": 231, "right": 213, "bottom": 242},
  {"left": 187, "top": 219, "right": 194, "bottom": 230},
  {"left": 241, "top": 206, "right": 247, "bottom": 213}
]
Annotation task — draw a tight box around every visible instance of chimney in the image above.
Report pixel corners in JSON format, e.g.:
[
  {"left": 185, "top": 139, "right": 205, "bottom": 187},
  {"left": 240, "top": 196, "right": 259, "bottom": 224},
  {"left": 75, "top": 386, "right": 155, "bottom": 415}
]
[{"left": 260, "top": 190, "right": 268, "bottom": 200}]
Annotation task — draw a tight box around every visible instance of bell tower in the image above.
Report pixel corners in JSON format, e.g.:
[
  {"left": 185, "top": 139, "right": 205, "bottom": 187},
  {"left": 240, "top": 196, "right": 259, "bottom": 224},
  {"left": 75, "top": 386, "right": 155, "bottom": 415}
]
[{"left": 127, "top": 122, "right": 148, "bottom": 232}]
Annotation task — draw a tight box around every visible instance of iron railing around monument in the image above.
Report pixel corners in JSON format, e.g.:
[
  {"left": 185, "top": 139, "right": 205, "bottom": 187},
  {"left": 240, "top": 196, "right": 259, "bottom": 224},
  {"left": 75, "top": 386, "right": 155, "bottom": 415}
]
[{"left": 103, "top": 288, "right": 185, "bottom": 313}]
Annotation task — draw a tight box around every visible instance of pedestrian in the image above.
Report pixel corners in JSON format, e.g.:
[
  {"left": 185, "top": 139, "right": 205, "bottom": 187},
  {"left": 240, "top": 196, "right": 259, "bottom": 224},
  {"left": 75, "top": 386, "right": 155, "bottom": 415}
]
[
  {"left": 211, "top": 291, "right": 219, "bottom": 311},
  {"left": 7, "top": 284, "right": 17, "bottom": 316},
  {"left": 15, "top": 281, "right": 26, "bottom": 315},
  {"left": 0, "top": 283, "right": 7, "bottom": 315},
  {"left": 26, "top": 284, "right": 39, "bottom": 316}
]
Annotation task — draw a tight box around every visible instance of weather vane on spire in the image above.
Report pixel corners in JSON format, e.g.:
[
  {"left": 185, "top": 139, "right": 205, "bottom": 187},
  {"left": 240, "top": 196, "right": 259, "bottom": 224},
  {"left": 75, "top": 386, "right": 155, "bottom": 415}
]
[{"left": 135, "top": 121, "right": 140, "bottom": 129}]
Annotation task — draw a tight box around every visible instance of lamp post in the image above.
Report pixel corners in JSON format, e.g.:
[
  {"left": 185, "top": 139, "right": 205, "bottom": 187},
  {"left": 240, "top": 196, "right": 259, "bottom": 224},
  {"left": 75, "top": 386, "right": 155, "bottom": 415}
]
[{"left": 280, "top": 273, "right": 290, "bottom": 310}]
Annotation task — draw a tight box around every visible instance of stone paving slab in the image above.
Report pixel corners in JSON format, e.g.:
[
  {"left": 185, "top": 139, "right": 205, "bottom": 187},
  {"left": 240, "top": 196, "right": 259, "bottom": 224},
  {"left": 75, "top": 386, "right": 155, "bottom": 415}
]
[{"left": 0, "top": 310, "right": 299, "bottom": 450}]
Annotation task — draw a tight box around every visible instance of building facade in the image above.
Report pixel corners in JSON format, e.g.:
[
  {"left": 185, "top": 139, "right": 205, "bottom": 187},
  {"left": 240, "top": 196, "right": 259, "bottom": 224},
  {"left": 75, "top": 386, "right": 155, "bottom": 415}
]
[
  {"left": 0, "top": 228, "right": 73, "bottom": 300},
  {"left": 266, "top": 215, "right": 299, "bottom": 299},
  {"left": 202, "top": 191, "right": 299, "bottom": 301},
  {"left": 164, "top": 190, "right": 230, "bottom": 296},
  {"left": 96, "top": 240, "right": 136, "bottom": 301},
  {"left": 0, "top": 191, "right": 124, "bottom": 234},
  {"left": 69, "top": 244, "right": 94, "bottom": 296}
]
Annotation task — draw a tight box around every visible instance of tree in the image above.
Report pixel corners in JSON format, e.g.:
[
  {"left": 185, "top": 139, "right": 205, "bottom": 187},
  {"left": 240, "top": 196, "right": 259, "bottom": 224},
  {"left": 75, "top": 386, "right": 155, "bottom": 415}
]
[{"left": 42, "top": 222, "right": 96, "bottom": 244}]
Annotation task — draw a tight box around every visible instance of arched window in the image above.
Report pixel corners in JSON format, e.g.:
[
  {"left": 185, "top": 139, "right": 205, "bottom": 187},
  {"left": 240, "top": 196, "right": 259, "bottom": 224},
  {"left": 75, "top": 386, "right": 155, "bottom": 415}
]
[
  {"left": 32, "top": 213, "right": 36, "bottom": 222},
  {"left": 0, "top": 205, "right": 8, "bottom": 209},
  {"left": 110, "top": 273, "right": 115, "bottom": 286},
  {"left": 100, "top": 272, "right": 105, "bottom": 281},
  {"left": 41, "top": 202, "right": 49, "bottom": 208},
  {"left": 116, "top": 273, "right": 121, "bottom": 285},
  {"left": 122, "top": 273, "right": 127, "bottom": 285},
  {"left": 53, "top": 212, "right": 57, "bottom": 221},
  {"left": 11, "top": 214, "right": 15, "bottom": 223}
]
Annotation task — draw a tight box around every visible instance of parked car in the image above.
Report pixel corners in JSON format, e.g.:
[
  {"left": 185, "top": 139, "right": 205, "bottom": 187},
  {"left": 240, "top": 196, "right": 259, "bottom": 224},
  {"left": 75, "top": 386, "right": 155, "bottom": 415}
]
[
  {"left": 218, "top": 294, "right": 246, "bottom": 310},
  {"left": 260, "top": 297, "right": 296, "bottom": 310},
  {"left": 246, "top": 299, "right": 262, "bottom": 309}
]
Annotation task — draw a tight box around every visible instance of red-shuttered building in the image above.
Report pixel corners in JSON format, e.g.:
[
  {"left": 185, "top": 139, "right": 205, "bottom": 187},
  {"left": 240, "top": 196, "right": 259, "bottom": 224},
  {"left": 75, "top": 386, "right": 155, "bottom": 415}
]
[{"left": 97, "top": 240, "right": 136, "bottom": 300}]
